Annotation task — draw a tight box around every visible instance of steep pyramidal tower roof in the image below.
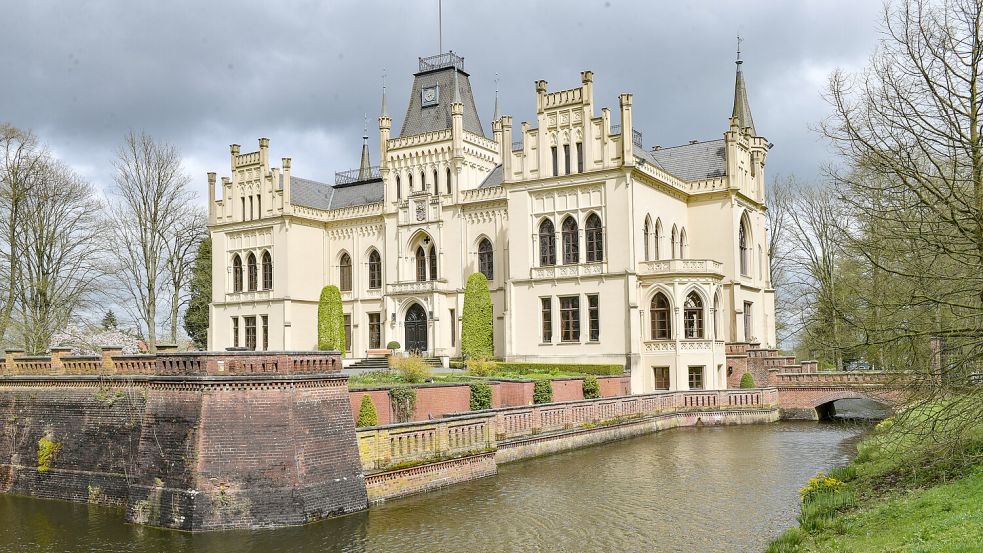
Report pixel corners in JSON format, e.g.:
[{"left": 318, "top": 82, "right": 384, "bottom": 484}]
[
  {"left": 399, "top": 52, "right": 485, "bottom": 137},
  {"left": 358, "top": 116, "right": 372, "bottom": 181},
  {"left": 732, "top": 52, "right": 755, "bottom": 134}
]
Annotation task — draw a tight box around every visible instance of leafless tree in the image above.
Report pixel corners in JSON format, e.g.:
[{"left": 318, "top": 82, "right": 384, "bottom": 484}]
[
  {"left": 766, "top": 175, "right": 795, "bottom": 347},
  {"left": 109, "top": 131, "right": 193, "bottom": 352},
  {"left": 163, "top": 204, "right": 207, "bottom": 343},
  {"left": 11, "top": 161, "right": 104, "bottom": 354}
]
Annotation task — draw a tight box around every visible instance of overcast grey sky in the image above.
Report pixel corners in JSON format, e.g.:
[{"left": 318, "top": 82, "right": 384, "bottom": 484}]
[{"left": 0, "top": 1, "right": 883, "bottom": 199}]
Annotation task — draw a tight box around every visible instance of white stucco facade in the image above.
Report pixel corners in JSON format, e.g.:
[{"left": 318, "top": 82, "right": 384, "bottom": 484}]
[{"left": 206, "top": 52, "right": 775, "bottom": 394}]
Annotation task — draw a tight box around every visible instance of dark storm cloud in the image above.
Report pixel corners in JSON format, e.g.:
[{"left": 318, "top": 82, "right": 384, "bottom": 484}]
[{"left": 0, "top": 0, "right": 881, "bottom": 197}]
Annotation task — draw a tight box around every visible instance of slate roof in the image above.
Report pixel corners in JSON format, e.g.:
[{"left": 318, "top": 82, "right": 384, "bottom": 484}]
[
  {"left": 477, "top": 164, "right": 504, "bottom": 189},
  {"left": 284, "top": 175, "right": 384, "bottom": 211},
  {"left": 399, "top": 66, "right": 485, "bottom": 138},
  {"left": 648, "top": 139, "right": 727, "bottom": 181}
]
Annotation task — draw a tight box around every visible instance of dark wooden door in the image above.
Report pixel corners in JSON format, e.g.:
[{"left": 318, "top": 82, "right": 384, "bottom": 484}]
[{"left": 405, "top": 304, "right": 428, "bottom": 353}]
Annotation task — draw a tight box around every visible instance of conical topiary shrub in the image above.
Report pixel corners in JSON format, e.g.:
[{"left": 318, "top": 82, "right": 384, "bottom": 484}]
[
  {"left": 356, "top": 394, "right": 379, "bottom": 427},
  {"left": 740, "top": 372, "right": 756, "bottom": 388}
]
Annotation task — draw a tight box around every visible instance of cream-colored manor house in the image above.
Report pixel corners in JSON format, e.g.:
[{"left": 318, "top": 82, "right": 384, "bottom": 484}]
[{"left": 207, "top": 51, "right": 776, "bottom": 394}]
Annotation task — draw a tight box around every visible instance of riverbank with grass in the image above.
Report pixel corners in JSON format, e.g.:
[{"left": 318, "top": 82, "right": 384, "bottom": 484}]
[{"left": 768, "top": 400, "right": 983, "bottom": 552}]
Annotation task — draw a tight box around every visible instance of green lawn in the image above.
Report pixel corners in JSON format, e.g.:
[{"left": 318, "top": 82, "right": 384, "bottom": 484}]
[{"left": 347, "top": 368, "right": 593, "bottom": 389}]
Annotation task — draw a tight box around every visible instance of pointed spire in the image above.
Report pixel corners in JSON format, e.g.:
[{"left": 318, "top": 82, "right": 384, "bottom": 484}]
[
  {"left": 380, "top": 69, "right": 389, "bottom": 118},
  {"left": 492, "top": 73, "right": 500, "bottom": 121},
  {"left": 732, "top": 34, "right": 755, "bottom": 134},
  {"left": 358, "top": 113, "right": 372, "bottom": 181},
  {"left": 451, "top": 65, "right": 462, "bottom": 105}
]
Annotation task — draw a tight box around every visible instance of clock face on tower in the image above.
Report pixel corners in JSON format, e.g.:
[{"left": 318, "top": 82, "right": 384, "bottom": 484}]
[{"left": 421, "top": 85, "right": 439, "bottom": 106}]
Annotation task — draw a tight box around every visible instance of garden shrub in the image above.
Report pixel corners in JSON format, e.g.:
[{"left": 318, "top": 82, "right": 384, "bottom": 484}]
[
  {"left": 495, "top": 362, "right": 623, "bottom": 376},
  {"left": 37, "top": 435, "right": 62, "bottom": 473},
  {"left": 317, "top": 285, "right": 345, "bottom": 354},
  {"left": 461, "top": 273, "right": 493, "bottom": 359},
  {"left": 389, "top": 386, "right": 417, "bottom": 423},
  {"left": 469, "top": 383, "right": 493, "bottom": 411},
  {"left": 582, "top": 375, "right": 600, "bottom": 399},
  {"left": 356, "top": 394, "right": 379, "bottom": 427},
  {"left": 467, "top": 358, "right": 497, "bottom": 377},
  {"left": 391, "top": 354, "right": 431, "bottom": 383},
  {"left": 740, "top": 372, "right": 756, "bottom": 388},
  {"left": 386, "top": 340, "right": 400, "bottom": 350},
  {"left": 533, "top": 380, "right": 553, "bottom": 404}
]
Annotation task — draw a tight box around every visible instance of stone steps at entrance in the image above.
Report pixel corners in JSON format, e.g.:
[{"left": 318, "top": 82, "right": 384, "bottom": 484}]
[{"left": 350, "top": 357, "right": 391, "bottom": 371}]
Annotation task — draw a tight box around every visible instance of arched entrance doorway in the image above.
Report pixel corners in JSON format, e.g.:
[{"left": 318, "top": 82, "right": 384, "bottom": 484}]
[{"left": 405, "top": 304, "right": 428, "bottom": 354}]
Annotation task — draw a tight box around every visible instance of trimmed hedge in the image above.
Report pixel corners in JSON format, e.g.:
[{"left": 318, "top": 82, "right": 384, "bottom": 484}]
[
  {"left": 533, "top": 380, "right": 553, "bottom": 404},
  {"left": 469, "top": 383, "right": 492, "bottom": 411},
  {"left": 317, "top": 285, "right": 345, "bottom": 354},
  {"left": 356, "top": 395, "right": 379, "bottom": 427},
  {"left": 461, "top": 273, "right": 493, "bottom": 359},
  {"left": 582, "top": 375, "right": 600, "bottom": 399},
  {"left": 495, "top": 362, "right": 624, "bottom": 376},
  {"left": 740, "top": 372, "right": 756, "bottom": 388}
]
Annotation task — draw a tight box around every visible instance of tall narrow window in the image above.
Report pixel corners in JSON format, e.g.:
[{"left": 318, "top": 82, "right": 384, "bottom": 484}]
[
  {"left": 429, "top": 246, "right": 437, "bottom": 281},
  {"left": 415, "top": 246, "right": 427, "bottom": 281},
  {"left": 368, "top": 250, "right": 382, "bottom": 289},
  {"left": 650, "top": 293, "right": 671, "bottom": 340},
  {"left": 654, "top": 220, "right": 663, "bottom": 260},
  {"left": 539, "top": 219, "right": 556, "bottom": 266},
  {"left": 422, "top": 171, "right": 428, "bottom": 192},
  {"left": 244, "top": 316, "right": 256, "bottom": 351},
  {"left": 408, "top": 173, "right": 414, "bottom": 192},
  {"left": 446, "top": 167, "right": 452, "bottom": 194},
  {"left": 551, "top": 146, "right": 558, "bottom": 176},
  {"left": 343, "top": 314, "right": 352, "bottom": 353},
  {"left": 257, "top": 195, "right": 262, "bottom": 218},
  {"left": 262, "top": 315, "right": 269, "bottom": 351},
  {"left": 449, "top": 309, "right": 456, "bottom": 347},
  {"left": 368, "top": 313, "right": 381, "bottom": 349},
  {"left": 653, "top": 367, "right": 670, "bottom": 390},
  {"left": 246, "top": 253, "right": 257, "bottom": 291},
  {"left": 232, "top": 254, "right": 243, "bottom": 292},
  {"left": 563, "top": 144, "right": 570, "bottom": 175},
  {"left": 240, "top": 197, "right": 245, "bottom": 220},
  {"left": 739, "top": 217, "right": 751, "bottom": 276},
  {"left": 688, "top": 366, "right": 705, "bottom": 390},
  {"left": 643, "top": 218, "right": 651, "bottom": 261},
  {"left": 478, "top": 238, "right": 494, "bottom": 280},
  {"left": 396, "top": 175, "right": 402, "bottom": 199},
  {"left": 576, "top": 142, "right": 584, "bottom": 173},
  {"left": 562, "top": 216, "right": 579, "bottom": 265},
  {"left": 249, "top": 196, "right": 254, "bottom": 220},
  {"left": 433, "top": 170, "right": 438, "bottom": 194},
  {"left": 541, "top": 297, "right": 553, "bottom": 343},
  {"left": 679, "top": 228, "right": 688, "bottom": 259},
  {"left": 232, "top": 317, "right": 240, "bottom": 348},
  {"left": 560, "top": 296, "right": 580, "bottom": 342},
  {"left": 671, "top": 226, "right": 679, "bottom": 259},
  {"left": 684, "top": 292, "right": 704, "bottom": 339},
  {"left": 744, "top": 301, "right": 753, "bottom": 342},
  {"left": 713, "top": 294, "right": 720, "bottom": 339},
  {"left": 339, "top": 253, "right": 352, "bottom": 291},
  {"left": 588, "top": 294, "right": 600, "bottom": 342},
  {"left": 585, "top": 213, "right": 603, "bottom": 262},
  {"left": 262, "top": 251, "right": 273, "bottom": 290}
]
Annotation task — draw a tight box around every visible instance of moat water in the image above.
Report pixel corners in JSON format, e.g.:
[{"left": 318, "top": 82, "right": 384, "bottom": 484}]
[{"left": 0, "top": 401, "right": 883, "bottom": 553}]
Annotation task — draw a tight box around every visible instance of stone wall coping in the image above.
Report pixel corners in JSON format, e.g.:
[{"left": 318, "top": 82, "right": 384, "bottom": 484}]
[
  {"left": 357, "top": 410, "right": 496, "bottom": 431},
  {"left": 349, "top": 380, "right": 478, "bottom": 391},
  {"left": 1, "top": 349, "right": 25, "bottom": 353},
  {"left": 0, "top": 373, "right": 349, "bottom": 384},
  {"left": 61, "top": 355, "right": 101, "bottom": 361},
  {"left": 155, "top": 350, "right": 343, "bottom": 357},
  {"left": 10, "top": 355, "right": 51, "bottom": 361}
]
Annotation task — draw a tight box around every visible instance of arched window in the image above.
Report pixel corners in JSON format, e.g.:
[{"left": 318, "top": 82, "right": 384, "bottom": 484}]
[
  {"left": 428, "top": 245, "right": 437, "bottom": 281},
  {"left": 262, "top": 251, "right": 273, "bottom": 290},
  {"left": 713, "top": 292, "right": 720, "bottom": 339},
  {"left": 478, "top": 238, "right": 493, "bottom": 280},
  {"left": 684, "top": 292, "right": 704, "bottom": 339},
  {"left": 339, "top": 253, "right": 352, "bottom": 291},
  {"left": 679, "top": 228, "right": 688, "bottom": 259},
  {"left": 643, "top": 217, "right": 651, "bottom": 262},
  {"left": 232, "top": 254, "right": 243, "bottom": 292},
  {"left": 446, "top": 167, "right": 452, "bottom": 194},
  {"left": 654, "top": 219, "right": 663, "bottom": 260},
  {"left": 421, "top": 171, "right": 427, "bottom": 192},
  {"left": 433, "top": 170, "right": 438, "bottom": 194},
  {"left": 539, "top": 219, "right": 556, "bottom": 266},
  {"left": 671, "top": 225, "right": 679, "bottom": 259},
  {"left": 415, "top": 246, "right": 427, "bottom": 281},
  {"left": 246, "top": 253, "right": 258, "bottom": 291},
  {"left": 396, "top": 175, "right": 401, "bottom": 199},
  {"left": 650, "top": 293, "right": 671, "bottom": 340},
  {"left": 585, "top": 213, "right": 603, "bottom": 262},
  {"left": 408, "top": 173, "right": 414, "bottom": 192},
  {"left": 562, "top": 216, "right": 579, "bottom": 265},
  {"left": 368, "top": 250, "right": 381, "bottom": 289},
  {"left": 739, "top": 216, "right": 751, "bottom": 275}
]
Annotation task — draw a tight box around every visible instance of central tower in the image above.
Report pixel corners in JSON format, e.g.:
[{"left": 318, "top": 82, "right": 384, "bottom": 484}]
[{"left": 399, "top": 52, "right": 485, "bottom": 138}]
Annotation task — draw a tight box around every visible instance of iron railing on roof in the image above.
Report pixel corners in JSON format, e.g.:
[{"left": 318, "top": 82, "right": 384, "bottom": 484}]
[
  {"left": 611, "top": 124, "right": 621, "bottom": 135},
  {"left": 512, "top": 139, "right": 524, "bottom": 151},
  {"left": 419, "top": 51, "right": 465, "bottom": 72},
  {"left": 608, "top": 125, "right": 644, "bottom": 148},
  {"left": 335, "top": 166, "right": 381, "bottom": 185}
]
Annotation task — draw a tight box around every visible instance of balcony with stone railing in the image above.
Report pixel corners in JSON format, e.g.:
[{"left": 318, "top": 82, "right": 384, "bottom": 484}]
[
  {"left": 637, "top": 259, "right": 724, "bottom": 278},
  {"left": 531, "top": 262, "right": 605, "bottom": 280},
  {"left": 642, "top": 339, "right": 725, "bottom": 353},
  {"left": 387, "top": 280, "right": 441, "bottom": 295}
]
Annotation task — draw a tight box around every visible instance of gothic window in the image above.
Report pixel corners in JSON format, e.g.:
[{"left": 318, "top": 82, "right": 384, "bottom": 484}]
[
  {"left": 643, "top": 217, "right": 651, "bottom": 262},
  {"left": 429, "top": 245, "right": 437, "bottom": 281},
  {"left": 408, "top": 173, "right": 414, "bottom": 192},
  {"left": 339, "top": 253, "right": 352, "bottom": 291},
  {"left": 713, "top": 293, "right": 721, "bottom": 339},
  {"left": 650, "top": 293, "right": 671, "bottom": 340},
  {"left": 478, "top": 238, "right": 493, "bottom": 280},
  {"left": 368, "top": 250, "right": 382, "bottom": 289},
  {"left": 654, "top": 219, "right": 663, "bottom": 260},
  {"left": 232, "top": 254, "right": 243, "bottom": 292},
  {"left": 585, "top": 213, "right": 603, "bottom": 262},
  {"left": 739, "top": 215, "right": 751, "bottom": 276},
  {"left": 446, "top": 167, "right": 452, "bottom": 194},
  {"left": 433, "top": 169, "right": 438, "bottom": 194},
  {"left": 422, "top": 171, "right": 427, "bottom": 192},
  {"left": 671, "top": 226, "right": 679, "bottom": 259},
  {"left": 246, "top": 253, "right": 257, "bottom": 291},
  {"left": 576, "top": 142, "right": 584, "bottom": 173},
  {"left": 416, "top": 246, "right": 427, "bottom": 281},
  {"left": 261, "top": 250, "right": 273, "bottom": 290},
  {"left": 562, "top": 216, "right": 579, "bottom": 265},
  {"left": 539, "top": 219, "right": 556, "bottom": 266},
  {"left": 564, "top": 144, "right": 571, "bottom": 175},
  {"left": 684, "top": 292, "right": 704, "bottom": 339},
  {"left": 679, "top": 228, "right": 688, "bottom": 259},
  {"left": 396, "top": 175, "right": 401, "bottom": 199},
  {"left": 551, "top": 146, "right": 558, "bottom": 176}
]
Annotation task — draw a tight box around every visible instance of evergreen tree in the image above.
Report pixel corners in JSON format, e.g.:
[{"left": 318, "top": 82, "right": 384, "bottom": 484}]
[
  {"left": 101, "top": 309, "right": 118, "bottom": 330},
  {"left": 356, "top": 394, "right": 379, "bottom": 427},
  {"left": 183, "top": 236, "right": 211, "bottom": 350},
  {"left": 317, "top": 285, "right": 345, "bottom": 354},
  {"left": 461, "top": 272, "right": 493, "bottom": 359}
]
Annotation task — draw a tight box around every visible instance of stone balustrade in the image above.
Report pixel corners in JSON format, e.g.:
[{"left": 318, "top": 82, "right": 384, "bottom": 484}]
[
  {"left": 637, "top": 258, "right": 724, "bottom": 276},
  {"left": 356, "top": 413, "right": 496, "bottom": 473},
  {"left": 1, "top": 350, "right": 343, "bottom": 376},
  {"left": 771, "top": 371, "right": 896, "bottom": 385}
]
